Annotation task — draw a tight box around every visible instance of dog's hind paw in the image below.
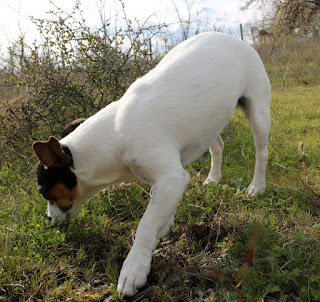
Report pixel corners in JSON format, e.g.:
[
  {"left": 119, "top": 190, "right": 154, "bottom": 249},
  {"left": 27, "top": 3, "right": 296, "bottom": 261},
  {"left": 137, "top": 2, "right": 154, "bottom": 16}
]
[
  {"left": 203, "top": 174, "right": 221, "bottom": 185},
  {"left": 246, "top": 182, "right": 265, "bottom": 197}
]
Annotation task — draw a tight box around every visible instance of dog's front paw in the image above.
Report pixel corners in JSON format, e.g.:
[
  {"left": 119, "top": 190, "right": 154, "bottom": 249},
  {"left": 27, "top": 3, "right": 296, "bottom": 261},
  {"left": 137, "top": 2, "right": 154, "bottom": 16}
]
[{"left": 117, "top": 248, "right": 151, "bottom": 298}]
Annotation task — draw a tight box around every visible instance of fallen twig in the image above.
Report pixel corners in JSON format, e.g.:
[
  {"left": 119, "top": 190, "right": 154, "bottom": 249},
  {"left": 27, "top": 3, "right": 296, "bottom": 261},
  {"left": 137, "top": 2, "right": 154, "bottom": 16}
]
[
  {"left": 133, "top": 182, "right": 151, "bottom": 197},
  {"left": 189, "top": 164, "right": 201, "bottom": 183},
  {"left": 2, "top": 283, "right": 25, "bottom": 288},
  {"left": 298, "top": 171, "right": 320, "bottom": 199},
  {"left": 275, "top": 163, "right": 299, "bottom": 172}
]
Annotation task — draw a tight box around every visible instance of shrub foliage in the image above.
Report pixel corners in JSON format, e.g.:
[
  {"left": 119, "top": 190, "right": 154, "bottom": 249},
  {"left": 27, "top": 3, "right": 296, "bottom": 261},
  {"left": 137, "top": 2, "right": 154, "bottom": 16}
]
[{"left": 0, "top": 0, "right": 164, "bottom": 164}]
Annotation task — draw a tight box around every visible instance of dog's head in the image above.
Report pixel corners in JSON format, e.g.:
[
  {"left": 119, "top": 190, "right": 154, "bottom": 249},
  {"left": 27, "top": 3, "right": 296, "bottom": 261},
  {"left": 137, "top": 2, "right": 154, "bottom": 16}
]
[{"left": 32, "top": 136, "right": 81, "bottom": 222}]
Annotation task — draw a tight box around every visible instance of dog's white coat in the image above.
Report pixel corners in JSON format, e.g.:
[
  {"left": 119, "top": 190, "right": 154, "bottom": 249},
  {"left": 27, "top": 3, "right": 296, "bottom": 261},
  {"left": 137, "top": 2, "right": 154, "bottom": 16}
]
[{"left": 52, "top": 32, "right": 271, "bottom": 297}]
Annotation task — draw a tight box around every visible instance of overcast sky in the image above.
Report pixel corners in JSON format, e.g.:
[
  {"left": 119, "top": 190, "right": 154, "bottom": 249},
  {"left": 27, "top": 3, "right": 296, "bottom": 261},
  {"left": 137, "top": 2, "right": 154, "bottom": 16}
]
[{"left": 0, "top": 0, "right": 258, "bottom": 53}]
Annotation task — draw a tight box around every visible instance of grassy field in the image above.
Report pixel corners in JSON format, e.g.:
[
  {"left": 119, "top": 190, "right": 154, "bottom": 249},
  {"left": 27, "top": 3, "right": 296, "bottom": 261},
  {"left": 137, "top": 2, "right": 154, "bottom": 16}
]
[{"left": 1, "top": 51, "right": 320, "bottom": 300}]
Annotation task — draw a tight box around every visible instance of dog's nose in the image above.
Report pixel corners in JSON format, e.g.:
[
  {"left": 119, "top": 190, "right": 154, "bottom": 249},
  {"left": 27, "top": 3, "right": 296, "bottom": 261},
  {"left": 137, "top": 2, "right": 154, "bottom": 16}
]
[{"left": 48, "top": 216, "right": 52, "bottom": 221}]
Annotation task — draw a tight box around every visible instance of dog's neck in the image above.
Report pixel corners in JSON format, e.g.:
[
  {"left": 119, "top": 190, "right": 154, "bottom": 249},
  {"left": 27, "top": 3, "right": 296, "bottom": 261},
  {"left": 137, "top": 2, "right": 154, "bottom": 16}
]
[{"left": 59, "top": 101, "right": 136, "bottom": 193}]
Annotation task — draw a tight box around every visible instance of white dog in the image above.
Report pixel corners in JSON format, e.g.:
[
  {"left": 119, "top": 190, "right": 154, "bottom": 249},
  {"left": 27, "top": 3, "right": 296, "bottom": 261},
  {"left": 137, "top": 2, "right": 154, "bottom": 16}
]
[{"left": 32, "top": 32, "right": 271, "bottom": 297}]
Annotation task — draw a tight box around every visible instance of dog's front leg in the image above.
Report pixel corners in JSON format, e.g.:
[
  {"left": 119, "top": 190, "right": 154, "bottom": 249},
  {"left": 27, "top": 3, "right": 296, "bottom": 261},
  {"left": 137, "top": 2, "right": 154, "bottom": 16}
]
[{"left": 117, "top": 170, "right": 190, "bottom": 298}]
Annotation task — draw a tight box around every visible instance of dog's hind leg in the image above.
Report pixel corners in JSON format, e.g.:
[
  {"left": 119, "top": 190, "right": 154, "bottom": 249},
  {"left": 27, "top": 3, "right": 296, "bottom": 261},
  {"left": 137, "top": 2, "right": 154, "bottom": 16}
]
[
  {"left": 204, "top": 135, "right": 224, "bottom": 185},
  {"left": 240, "top": 93, "right": 271, "bottom": 196}
]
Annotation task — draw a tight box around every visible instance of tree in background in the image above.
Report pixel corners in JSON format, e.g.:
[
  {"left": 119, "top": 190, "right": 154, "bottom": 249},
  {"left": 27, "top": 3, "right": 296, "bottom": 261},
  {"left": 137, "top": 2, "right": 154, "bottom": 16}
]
[
  {"left": 171, "top": 0, "right": 206, "bottom": 41},
  {"left": 242, "top": 0, "right": 320, "bottom": 36}
]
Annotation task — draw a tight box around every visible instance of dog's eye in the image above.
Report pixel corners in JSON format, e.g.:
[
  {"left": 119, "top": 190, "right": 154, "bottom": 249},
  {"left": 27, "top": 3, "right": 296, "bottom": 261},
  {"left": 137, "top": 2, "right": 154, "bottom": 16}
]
[{"left": 49, "top": 198, "right": 57, "bottom": 204}]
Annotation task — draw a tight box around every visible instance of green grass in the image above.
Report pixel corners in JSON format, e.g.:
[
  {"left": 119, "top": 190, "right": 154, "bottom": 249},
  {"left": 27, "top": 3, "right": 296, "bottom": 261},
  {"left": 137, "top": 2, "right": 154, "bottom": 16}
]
[{"left": 1, "top": 84, "right": 320, "bottom": 301}]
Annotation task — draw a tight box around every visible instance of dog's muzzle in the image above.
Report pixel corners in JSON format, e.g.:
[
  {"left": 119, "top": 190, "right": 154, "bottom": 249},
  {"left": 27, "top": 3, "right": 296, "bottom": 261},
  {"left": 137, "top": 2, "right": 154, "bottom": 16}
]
[{"left": 47, "top": 203, "right": 68, "bottom": 223}]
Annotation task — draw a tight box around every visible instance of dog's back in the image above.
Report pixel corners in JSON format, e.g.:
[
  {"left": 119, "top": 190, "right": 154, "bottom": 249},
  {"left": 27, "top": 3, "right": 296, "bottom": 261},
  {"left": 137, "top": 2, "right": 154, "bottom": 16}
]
[
  {"left": 113, "top": 32, "right": 271, "bottom": 164},
  {"left": 61, "top": 32, "right": 270, "bottom": 170}
]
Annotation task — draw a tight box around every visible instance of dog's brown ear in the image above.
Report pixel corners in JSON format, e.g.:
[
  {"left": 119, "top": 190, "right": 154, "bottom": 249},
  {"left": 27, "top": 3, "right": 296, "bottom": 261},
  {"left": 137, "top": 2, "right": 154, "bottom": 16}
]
[
  {"left": 61, "top": 118, "right": 86, "bottom": 138},
  {"left": 32, "top": 136, "right": 71, "bottom": 168}
]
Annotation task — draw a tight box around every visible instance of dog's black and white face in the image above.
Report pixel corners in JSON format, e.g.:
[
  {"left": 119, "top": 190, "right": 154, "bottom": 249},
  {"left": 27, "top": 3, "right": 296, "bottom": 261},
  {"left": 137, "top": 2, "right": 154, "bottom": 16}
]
[{"left": 33, "top": 136, "right": 81, "bottom": 222}]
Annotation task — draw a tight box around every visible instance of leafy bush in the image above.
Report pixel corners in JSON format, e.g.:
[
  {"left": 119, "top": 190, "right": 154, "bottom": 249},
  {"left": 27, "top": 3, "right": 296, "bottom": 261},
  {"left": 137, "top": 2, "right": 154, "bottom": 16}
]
[{"left": 0, "top": 0, "right": 165, "bottom": 164}]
